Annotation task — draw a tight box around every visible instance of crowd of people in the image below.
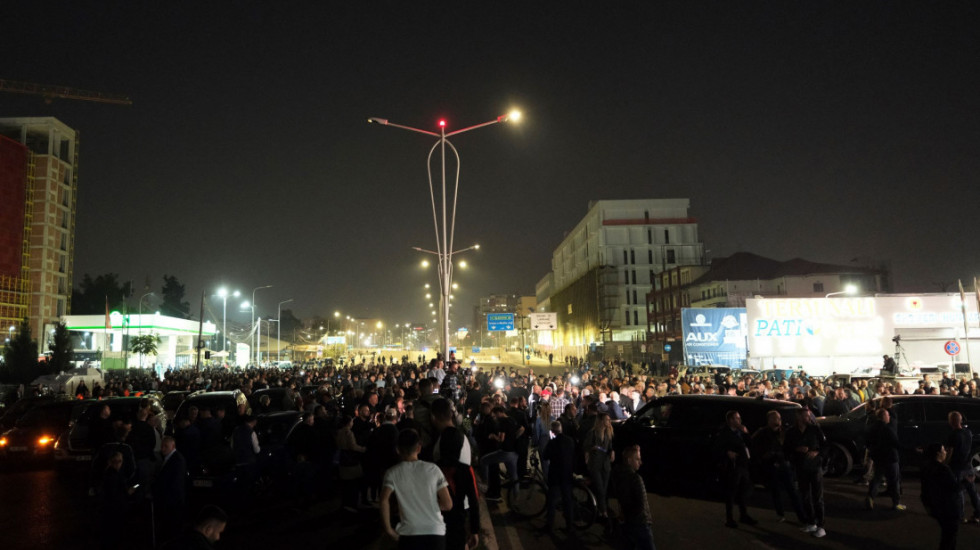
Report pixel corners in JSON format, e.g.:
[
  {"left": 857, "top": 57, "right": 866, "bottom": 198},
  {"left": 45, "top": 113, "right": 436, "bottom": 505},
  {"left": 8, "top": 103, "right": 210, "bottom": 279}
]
[{"left": 71, "top": 355, "right": 980, "bottom": 550}]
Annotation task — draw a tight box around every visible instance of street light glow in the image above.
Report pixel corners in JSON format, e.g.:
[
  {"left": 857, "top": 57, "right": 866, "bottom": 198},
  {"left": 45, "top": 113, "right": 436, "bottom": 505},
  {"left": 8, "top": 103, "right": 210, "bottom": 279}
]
[
  {"left": 421, "top": 260, "right": 430, "bottom": 268},
  {"left": 459, "top": 260, "right": 467, "bottom": 268}
]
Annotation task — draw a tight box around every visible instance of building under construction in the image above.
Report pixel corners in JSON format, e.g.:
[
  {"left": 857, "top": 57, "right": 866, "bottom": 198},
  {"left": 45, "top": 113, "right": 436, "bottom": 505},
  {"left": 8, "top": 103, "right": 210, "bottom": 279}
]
[{"left": 0, "top": 117, "right": 78, "bottom": 351}]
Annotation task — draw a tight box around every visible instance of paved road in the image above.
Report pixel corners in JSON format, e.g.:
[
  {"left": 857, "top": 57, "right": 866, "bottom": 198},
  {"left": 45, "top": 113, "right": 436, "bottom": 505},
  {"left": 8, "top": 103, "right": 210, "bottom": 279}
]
[
  {"left": 2, "top": 459, "right": 979, "bottom": 550},
  {"left": 486, "top": 475, "right": 980, "bottom": 550}
]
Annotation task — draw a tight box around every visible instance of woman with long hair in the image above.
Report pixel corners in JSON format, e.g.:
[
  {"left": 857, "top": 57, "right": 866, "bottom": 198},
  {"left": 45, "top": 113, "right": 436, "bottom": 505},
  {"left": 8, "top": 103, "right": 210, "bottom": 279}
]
[
  {"left": 583, "top": 412, "right": 615, "bottom": 519},
  {"left": 532, "top": 401, "right": 553, "bottom": 479}
]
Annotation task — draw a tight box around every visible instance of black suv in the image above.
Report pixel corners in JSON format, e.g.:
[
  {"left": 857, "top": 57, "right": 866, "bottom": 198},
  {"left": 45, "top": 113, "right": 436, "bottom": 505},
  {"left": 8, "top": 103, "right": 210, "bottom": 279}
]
[
  {"left": 818, "top": 395, "right": 980, "bottom": 477},
  {"left": 54, "top": 395, "right": 165, "bottom": 465},
  {"left": 613, "top": 394, "right": 801, "bottom": 492},
  {"left": 1, "top": 399, "right": 90, "bottom": 464}
]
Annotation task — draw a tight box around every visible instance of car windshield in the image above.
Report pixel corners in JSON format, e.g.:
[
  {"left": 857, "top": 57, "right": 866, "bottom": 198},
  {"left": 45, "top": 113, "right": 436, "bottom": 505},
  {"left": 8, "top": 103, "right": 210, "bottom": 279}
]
[
  {"left": 16, "top": 405, "right": 70, "bottom": 428},
  {"left": 845, "top": 402, "right": 870, "bottom": 419}
]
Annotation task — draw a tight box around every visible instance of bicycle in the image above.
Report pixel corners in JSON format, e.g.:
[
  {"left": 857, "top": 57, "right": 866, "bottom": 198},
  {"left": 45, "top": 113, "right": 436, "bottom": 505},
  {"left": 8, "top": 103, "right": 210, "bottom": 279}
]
[{"left": 506, "top": 447, "right": 598, "bottom": 529}]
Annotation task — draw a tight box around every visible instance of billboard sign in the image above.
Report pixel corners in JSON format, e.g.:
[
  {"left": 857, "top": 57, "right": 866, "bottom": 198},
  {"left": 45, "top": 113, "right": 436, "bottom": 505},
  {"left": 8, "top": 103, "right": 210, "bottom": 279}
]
[
  {"left": 681, "top": 308, "right": 748, "bottom": 353},
  {"left": 529, "top": 312, "right": 558, "bottom": 330},
  {"left": 681, "top": 308, "right": 748, "bottom": 368},
  {"left": 487, "top": 313, "right": 515, "bottom": 331}
]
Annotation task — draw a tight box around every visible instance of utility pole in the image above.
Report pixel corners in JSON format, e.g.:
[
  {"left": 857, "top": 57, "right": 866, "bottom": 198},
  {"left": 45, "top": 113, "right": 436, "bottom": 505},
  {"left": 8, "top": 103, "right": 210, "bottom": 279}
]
[{"left": 195, "top": 291, "right": 205, "bottom": 371}]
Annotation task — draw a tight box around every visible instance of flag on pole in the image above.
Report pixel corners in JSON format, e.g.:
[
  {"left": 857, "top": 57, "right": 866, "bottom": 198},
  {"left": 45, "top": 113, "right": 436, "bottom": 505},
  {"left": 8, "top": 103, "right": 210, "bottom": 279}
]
[{"left": 105, "top": 296, "right": 111, "bottom": 329}]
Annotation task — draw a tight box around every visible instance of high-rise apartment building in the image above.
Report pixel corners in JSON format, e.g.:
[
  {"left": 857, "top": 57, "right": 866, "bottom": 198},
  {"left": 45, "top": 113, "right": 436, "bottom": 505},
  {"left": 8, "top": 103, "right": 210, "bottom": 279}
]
[
  {"left": 0, "top": 117, "right": 78, "bottom": 351},
  {"left": 545, "top": 199, "right": 704, "bottom": 360}
]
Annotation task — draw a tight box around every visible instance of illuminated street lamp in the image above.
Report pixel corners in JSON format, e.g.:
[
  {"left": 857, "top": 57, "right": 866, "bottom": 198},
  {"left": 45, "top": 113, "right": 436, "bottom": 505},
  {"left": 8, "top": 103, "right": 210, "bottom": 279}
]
[
  {"left": 826, "top": 283, "right": 858, "bottom": 298},
  {"left": 216, "top": 287, "right": 240, "bottom": 356},
  {"left": 370, "top": 110, "right": 520, "bottom": 360},
  {"left": 249, "top": 285, "right": 273, "bottom": 365}
]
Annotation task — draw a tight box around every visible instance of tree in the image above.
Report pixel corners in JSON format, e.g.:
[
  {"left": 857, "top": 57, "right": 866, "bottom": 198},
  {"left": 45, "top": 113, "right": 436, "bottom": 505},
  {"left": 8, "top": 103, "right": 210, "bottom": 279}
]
[
  {"left": 48, "top": 322, "right": 74, "bottom": 374},
  {"left": 130, "top": 333, "right": 162, "bottom": 357},
  {"left": 160, "top": 275, "right": 190, "bottom": 319},
  {"left": 70, "top": 273, "right": 133, "bottom": 314},
  {"left": 1, "top": 318, "right": 39, "bottom": 384}
]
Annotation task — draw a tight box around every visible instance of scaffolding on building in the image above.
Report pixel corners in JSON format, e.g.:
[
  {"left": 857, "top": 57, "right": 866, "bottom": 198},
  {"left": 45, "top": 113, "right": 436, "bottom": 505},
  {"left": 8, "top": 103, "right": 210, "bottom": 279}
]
[{"left": 0, "top": 151, "right": 34, "bottom": 329}]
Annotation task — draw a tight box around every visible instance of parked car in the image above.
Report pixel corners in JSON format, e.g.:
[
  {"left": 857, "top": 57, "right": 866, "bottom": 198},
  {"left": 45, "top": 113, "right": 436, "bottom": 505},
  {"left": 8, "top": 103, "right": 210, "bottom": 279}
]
[
  {"left": 189, "top": 410, "right": 303, "bottom": 492},
  {"left": 54, "top": 395, "right": 165, "bottom": 466},
  {"left": 174, "top": 390, "right": 248, "bottom": 423},
  {"left": 1, "top": 400, "right": 91, "bottom": 464},
  {"left": 0, "top": 395, "right": 73, "bottom": 431},
  {"left": 250, "top": 387, "right": 298, "bottom": 413},
  {"left": 818, "top": 395, "right": 980, "bottom": 477},
  {"left": 162, "top": 390, "right": 197, "bottom": 421},
  {"left": 613, "top": 394, "right": 802, "bottom": 493}
]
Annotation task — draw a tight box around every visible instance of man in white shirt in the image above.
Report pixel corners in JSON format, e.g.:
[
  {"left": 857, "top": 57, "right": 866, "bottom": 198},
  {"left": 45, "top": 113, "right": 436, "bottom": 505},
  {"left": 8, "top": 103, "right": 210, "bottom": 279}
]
[{"left": 381, "top": 429, "right": 453, "bottom": 549}]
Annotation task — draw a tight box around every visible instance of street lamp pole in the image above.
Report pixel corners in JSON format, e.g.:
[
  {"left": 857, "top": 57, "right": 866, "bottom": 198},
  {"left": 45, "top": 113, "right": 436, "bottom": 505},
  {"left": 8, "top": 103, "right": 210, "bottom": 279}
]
[
  {"left": 250, "top": 285, "right": 273, "bottom": 365},
  {"left": 371, "top": 111, "right": 520, "bottom": 360},
  {"left": 217, "top": 288, "right": 240, "bottom": 357},
  {"left": 277, "top": 298, "right": 293, "bottom": 363}
]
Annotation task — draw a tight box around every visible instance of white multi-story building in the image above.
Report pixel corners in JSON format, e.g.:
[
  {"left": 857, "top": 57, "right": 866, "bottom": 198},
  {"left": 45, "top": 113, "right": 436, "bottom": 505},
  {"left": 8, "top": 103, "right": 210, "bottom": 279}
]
[{"left": 546, "top": 199, "right": 704, "bottom": 360}]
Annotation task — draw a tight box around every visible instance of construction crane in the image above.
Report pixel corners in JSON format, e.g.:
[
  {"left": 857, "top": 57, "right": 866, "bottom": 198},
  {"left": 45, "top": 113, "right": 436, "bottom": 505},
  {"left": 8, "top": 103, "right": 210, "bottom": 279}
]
[{"left": 0, "top": 79, "right": 132, "bottom": 105}]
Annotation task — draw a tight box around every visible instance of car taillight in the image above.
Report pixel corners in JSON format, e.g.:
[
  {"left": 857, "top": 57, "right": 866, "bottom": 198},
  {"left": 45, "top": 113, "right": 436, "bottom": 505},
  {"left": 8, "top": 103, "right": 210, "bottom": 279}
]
[
  {"left": 0, "top": 437, "right": 7, "bottom": 446},
  {"left": 37, "top": 436, "right": 53, "bottom": 446}
]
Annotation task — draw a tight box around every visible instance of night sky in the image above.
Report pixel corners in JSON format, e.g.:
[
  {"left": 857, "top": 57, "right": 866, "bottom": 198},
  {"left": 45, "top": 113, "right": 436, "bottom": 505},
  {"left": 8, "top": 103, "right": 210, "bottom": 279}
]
[{"left": 3, "top": 2, "right": 978, "bottom": 328}]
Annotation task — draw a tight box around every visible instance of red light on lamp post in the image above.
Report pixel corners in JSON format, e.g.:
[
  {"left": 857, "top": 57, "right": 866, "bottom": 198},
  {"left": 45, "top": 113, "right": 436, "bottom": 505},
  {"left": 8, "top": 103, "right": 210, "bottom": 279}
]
[{"left": 438, "top": 119, "right": 447, "bottom": 128}]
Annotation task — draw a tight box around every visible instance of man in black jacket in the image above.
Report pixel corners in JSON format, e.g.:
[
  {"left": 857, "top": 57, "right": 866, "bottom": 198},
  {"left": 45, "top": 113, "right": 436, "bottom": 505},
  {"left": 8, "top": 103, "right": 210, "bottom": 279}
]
[
  {"left": 921, "top": 443, "right": 963, "bottom": 550},
  {"left": 751, "top": 410, "right": 805, "bottom": 523},
  {"left": 542, "top": 420, "right": 576, "bottom": 533},
  {"left": 153, "top": 436, "right": 187, "bottom": 543},
  {"left": 865, "top": 408, "right": 906, "bottom": 511},
  {"left": 715, "top": 410, "right": 757, "bottom": 528},
  {"left": 785, "top": 409, "right": 826, "bottom": 538},
  {"left": 612, "top": 444, "right": 656, "bottom": 549},
  {"left": 945, "top": 411, "right": 980, "bottom": 522}
]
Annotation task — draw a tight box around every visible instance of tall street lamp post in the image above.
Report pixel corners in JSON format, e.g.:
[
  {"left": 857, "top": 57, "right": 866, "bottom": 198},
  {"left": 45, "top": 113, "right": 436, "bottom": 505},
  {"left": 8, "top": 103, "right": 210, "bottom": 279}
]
[
  {"left": 217, "top": 288, "right": 240, "bottom": 356},
  {"left": 369, "top": 110, "right": 520, "bottom": 360},
  {"left": 277, "top": 298, "right": 293, "bottom": 363},
  {"left": 250, "top": 285, "right": 273, "bottom": 365}
]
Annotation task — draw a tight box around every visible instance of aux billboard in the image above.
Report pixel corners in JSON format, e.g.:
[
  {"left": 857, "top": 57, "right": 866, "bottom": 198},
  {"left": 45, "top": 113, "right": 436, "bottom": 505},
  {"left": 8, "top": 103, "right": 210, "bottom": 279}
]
[{"left": 681, "top": 308, "right": 748, "bottom": 369}]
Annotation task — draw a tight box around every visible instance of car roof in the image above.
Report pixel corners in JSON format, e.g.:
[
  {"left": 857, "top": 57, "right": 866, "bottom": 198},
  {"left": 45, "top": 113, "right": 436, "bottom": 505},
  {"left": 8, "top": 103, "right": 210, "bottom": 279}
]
[{"left": 657, "top": 394, "right": 800, "bottom": 408}]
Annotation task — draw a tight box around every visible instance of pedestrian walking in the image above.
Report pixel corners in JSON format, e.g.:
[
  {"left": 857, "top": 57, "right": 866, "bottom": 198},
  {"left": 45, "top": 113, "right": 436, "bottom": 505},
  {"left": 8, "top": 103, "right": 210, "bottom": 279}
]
[
  {"left": 612, "top": 444, "right": 656, "bottom": 549},
  {"left": 785, "top": 408, "right": 826, "bottom": 538},
  {"left": 921, "top": 443, "right": 963, "bottom": 550},
  {"left": 380, "top": 429, "right": 453, "bottom": 550},
  {"left": 715, "top": 410, "right": 756, "bottom": 528},
  {"left": 584, "top": 412, "right": 615, "bottom": 520}
]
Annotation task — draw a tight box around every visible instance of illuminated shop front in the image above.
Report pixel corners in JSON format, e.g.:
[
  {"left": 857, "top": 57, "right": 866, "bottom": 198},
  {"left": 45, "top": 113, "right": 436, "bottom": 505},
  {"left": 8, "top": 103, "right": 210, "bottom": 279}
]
[
  {"left": 746, "top": 294, "right": 979, "bottom": 376},
  {"left": 61, "top": 313, "right": 217, "bottom": 370}
]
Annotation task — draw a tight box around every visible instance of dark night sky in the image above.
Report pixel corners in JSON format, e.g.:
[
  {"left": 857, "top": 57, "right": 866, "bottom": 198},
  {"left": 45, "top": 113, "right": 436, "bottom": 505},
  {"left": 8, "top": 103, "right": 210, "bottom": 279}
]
[{"left": 3, "top": 2, "right": 979, "bottom": 328}]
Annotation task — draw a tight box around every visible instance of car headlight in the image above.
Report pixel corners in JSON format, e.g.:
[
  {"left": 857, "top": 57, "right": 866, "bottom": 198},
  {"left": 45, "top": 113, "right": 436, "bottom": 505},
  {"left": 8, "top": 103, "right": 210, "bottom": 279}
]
[
  {"left": 0, "top": 437, "right": 7, "bottom": 447},
  {"left": 37, "top": 436, "right": 53, "bottom": 446}
]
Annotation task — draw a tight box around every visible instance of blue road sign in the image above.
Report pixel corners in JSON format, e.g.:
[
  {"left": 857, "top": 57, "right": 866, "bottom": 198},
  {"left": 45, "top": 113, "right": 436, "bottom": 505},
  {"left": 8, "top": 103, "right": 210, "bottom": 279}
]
[{"left": 487, "top": 313, "right": 515, "bottom": 331}]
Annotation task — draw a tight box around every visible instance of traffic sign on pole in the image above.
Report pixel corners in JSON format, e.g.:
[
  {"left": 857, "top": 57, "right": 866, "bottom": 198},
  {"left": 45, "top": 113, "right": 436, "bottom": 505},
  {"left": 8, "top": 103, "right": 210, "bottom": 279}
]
[
  {"left": 487, "top": 313, "right": 515, "bottom": 331},
  {"left": 944, "top": 340, "right": 960, "bottom": 356}
]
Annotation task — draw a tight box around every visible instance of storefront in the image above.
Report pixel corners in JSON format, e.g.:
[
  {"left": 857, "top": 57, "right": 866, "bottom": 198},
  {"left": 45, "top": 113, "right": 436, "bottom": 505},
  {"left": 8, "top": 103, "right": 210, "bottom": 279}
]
[
  {"left": 60, "top": 313, "right": 217, "bottom": 371},
  {"left": 746, "top": 294, "right": 979, "bottom": 376}
]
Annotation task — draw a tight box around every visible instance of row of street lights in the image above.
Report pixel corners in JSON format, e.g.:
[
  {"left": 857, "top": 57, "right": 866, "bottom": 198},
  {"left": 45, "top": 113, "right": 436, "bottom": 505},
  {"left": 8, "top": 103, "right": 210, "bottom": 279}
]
[{"left": 369, "top": 110, "right": 520, "bottom": 360}]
